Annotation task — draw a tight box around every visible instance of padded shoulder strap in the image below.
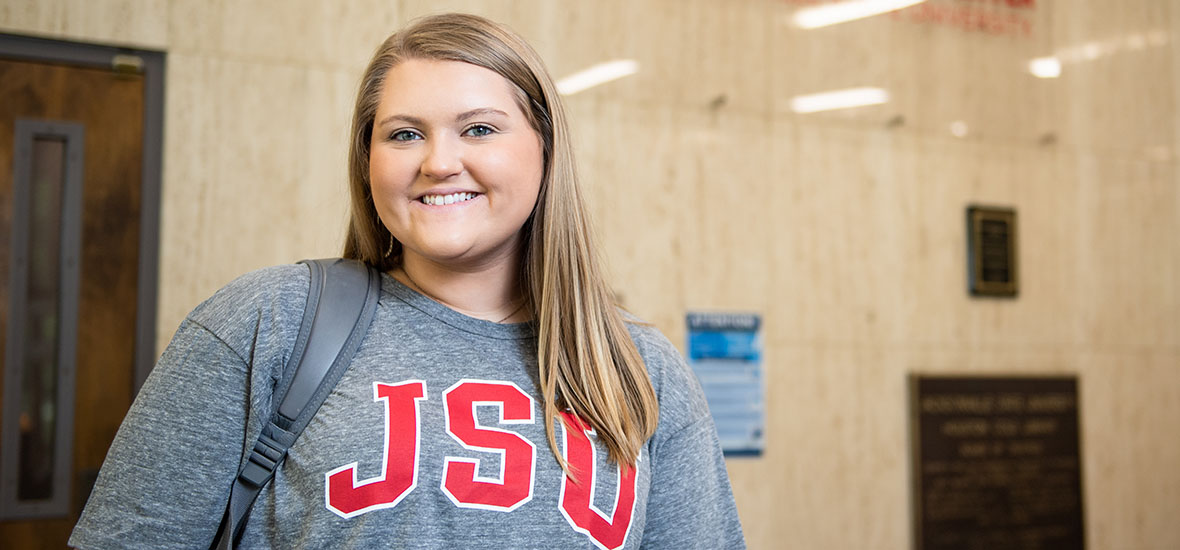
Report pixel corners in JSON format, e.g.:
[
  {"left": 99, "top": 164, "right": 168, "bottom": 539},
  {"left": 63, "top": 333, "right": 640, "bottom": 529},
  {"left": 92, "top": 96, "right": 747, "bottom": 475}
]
[
  {"left": 211, "top": 258, "right": 381, "bottom": 550},
  {"left": 278, "top": 258, "right": 381, "bottom": 428}
]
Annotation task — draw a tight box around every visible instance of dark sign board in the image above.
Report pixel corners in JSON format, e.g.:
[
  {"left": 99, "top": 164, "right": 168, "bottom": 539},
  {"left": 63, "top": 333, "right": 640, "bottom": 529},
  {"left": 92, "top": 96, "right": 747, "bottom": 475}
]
[
  {"left": 967, "top": 206, "right": 1019, "bottom": 297},
  {"left": 910, "top": 375, "right": 1084, "bottom": 550}
]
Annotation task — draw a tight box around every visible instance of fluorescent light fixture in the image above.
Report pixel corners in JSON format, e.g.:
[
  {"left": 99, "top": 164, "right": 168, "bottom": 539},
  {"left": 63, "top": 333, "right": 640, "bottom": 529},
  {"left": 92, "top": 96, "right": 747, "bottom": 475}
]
[
  {"left": 790, "top": 87, "right": 890, "bottom": 113},
  {"left": 556, "top": 60, "right": 639, "bottom": 95},
  {"left": 793, "top": 0, "right": 926, "bottom": 29},
  {"left": 1028, "top": 57, "right": 1061, "bottom": 78},
  {"left": 1032, "top": 30, "right": 1171, "bottom": 74}
]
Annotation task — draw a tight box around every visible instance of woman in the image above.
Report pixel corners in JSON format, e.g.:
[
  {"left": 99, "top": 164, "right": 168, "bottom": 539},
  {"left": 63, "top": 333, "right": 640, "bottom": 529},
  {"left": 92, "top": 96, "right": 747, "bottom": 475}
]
[{"left": 71, "top": 13, "right": 744, "bottom": 549}]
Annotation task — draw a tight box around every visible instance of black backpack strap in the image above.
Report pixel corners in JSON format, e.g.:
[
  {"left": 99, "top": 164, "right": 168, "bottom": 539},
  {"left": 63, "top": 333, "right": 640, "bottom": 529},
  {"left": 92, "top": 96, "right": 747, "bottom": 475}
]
[{"left": 211, "top": 258, "right": 381, "bottom": 550}]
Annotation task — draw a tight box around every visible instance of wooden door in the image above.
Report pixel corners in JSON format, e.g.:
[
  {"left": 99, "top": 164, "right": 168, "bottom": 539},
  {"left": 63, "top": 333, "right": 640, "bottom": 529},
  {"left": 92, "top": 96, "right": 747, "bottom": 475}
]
[{"left": 0, "top": 56, "right": 143, "bottom": 549}]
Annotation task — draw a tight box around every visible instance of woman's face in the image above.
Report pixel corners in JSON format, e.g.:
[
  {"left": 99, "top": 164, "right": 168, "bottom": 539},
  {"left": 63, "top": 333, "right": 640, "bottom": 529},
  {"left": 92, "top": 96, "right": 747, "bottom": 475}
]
[{"left": 370, "top": 58, "right": 544, "bottom": 272}]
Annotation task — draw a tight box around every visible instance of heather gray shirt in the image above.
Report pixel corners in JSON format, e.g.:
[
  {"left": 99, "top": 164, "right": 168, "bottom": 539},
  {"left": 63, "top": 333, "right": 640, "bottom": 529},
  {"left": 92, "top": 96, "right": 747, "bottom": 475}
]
[{"left": 70, "top": 264, "right": 745, "bottom": 549}]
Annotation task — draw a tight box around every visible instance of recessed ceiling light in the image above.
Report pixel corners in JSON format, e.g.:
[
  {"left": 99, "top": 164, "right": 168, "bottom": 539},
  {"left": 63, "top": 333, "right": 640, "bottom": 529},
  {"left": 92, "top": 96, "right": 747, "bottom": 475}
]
[
  {"left": 792, "top": 0, "right": 927, "bottom": 29},
  {"left": 790, "top": 87, "right": 890, "bottom": 113},
  {"left": 556, "top": 60, "right": 639, "bottom": 96}
]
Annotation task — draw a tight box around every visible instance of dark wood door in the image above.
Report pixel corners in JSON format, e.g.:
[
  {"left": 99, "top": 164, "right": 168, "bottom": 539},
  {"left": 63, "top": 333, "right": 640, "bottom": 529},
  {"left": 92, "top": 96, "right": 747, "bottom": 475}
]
[{"left": 0, "top": 57, "right": 143, "bottom": 549}]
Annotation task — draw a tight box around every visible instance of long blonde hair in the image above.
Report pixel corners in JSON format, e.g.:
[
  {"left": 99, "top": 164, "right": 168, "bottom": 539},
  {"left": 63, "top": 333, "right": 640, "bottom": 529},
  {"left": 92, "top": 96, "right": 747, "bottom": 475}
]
[{"left": 342, "top": 13, "right": 658, "bottom": 468}]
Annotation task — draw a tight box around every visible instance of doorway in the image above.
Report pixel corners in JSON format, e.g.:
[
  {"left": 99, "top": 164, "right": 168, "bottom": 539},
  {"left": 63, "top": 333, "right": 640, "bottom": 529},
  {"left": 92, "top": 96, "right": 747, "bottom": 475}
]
[{"left": 0, "top": 34, "right": 164, "bottom": 548}]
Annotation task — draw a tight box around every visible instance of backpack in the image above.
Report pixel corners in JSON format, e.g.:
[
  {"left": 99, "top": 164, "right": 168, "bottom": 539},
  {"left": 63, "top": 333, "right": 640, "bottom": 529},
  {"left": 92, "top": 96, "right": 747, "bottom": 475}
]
[{"left": 211, "top": 258, "right": 382, "bottom": 550}]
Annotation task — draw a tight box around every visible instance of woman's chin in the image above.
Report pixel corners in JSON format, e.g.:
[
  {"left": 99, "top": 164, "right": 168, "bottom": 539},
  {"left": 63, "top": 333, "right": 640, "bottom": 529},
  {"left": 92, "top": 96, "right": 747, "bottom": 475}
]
[
  {"left": 402, "top": 244, "right": 501, "bottom": 271},
  {"left": 399, "top": 231, "right": 524, "bottom": 271}
]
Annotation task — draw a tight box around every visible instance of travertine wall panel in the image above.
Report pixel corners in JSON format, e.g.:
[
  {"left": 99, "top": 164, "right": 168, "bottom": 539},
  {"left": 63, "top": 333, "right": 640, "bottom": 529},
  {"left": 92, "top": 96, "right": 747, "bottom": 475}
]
[
  {"left": 1074, "top": 155, "right": 1177, "bottom": 350},
  {"left": 2, "top": 1, "right": 1178, "bottom": 548},
  {"left": 0, "top": 0, "right": 168, "bottom": 48},
  {"left": 154, "top": 52, "right": 356, "bottom": 345},
  {"left": 1076, "top": 354, "right": 1180, "bottom": 550}
]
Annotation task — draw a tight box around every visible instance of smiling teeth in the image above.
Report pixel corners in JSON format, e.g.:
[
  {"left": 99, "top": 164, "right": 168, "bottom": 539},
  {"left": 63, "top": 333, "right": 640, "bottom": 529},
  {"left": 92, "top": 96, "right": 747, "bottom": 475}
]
[{"left": 421, "top": 192, "right": 476, "bottom": 206}]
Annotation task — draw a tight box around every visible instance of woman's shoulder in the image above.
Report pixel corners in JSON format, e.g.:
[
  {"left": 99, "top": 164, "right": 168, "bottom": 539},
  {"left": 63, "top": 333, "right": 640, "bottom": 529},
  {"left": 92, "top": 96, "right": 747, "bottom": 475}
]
[
  {"left": 622, "top": 314, "right": 715, "bottom": 443},
  {"left": 185, "top": 263, "right": 312, "bottom": 357},
  {"left": 623, "top": 315, "right": 707, "bottom": 411},
  {"left": 622, "top": 316, "right": 680, "bottom": 367}
]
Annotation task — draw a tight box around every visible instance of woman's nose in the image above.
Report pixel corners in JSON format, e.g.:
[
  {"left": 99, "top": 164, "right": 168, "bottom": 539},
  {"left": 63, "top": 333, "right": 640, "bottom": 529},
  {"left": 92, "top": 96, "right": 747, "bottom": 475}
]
[{"left": 420, "top": 136, "right": 462, "bottom": 179}]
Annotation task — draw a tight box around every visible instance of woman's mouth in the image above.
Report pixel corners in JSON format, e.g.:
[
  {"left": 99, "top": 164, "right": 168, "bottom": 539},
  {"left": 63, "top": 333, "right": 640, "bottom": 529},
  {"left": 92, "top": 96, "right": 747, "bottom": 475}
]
[{"left": 420, "top": 192, "right": 477, "bottom": 205}]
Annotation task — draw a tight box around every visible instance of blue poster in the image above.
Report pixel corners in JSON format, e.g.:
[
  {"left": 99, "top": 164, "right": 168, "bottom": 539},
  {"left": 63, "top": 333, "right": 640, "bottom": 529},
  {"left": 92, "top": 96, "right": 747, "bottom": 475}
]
[{"left": 686, "top": 312, "right": 764, "bottom": 456}]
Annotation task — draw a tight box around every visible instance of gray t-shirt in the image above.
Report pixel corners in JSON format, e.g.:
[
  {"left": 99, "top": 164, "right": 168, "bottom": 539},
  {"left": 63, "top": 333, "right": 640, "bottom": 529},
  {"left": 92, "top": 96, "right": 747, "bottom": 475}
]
[{"left": 70, "top": 264, "right": 745, "bottom": 549}]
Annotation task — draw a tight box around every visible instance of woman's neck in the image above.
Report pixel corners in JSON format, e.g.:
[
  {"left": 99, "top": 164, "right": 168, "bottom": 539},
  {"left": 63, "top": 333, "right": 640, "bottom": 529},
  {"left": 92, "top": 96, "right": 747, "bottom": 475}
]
[{"left": 392, "top": 253, "right": 529, "bottom": 324}]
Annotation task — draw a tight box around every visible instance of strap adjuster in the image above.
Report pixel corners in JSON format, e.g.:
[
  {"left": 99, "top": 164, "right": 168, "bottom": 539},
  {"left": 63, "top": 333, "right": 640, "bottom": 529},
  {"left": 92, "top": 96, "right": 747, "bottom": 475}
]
[{"left": 239, "top": 433, "right": 286, "bottom": 487}]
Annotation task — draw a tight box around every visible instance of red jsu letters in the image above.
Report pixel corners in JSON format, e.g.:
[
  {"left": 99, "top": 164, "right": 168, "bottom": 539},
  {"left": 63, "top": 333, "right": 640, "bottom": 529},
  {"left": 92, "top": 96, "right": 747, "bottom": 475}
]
[
  {"left": 323, "top": 379, "right": 638, "bottom": 549},
  {"left": 557, "top": 412, "right": 638, "bottom": 550},
  {"left": 325, "top": 380, "right": 426, "bottom": 518},
  {"left": 441, "top": 380, "right": 537, "bottom": 511}
]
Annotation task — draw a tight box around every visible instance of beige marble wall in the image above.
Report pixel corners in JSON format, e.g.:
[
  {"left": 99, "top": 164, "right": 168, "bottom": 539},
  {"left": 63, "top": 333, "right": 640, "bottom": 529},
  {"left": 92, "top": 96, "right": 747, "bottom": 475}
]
[{"left": 3, "top": 0, "right": 1177, "bottom": 548}]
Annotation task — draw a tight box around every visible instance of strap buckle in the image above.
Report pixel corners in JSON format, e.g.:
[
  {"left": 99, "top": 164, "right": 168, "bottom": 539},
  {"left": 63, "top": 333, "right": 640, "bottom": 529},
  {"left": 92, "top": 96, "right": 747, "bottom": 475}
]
[{"left": 238, "top": 432, "right": 286, "bottom": 487}]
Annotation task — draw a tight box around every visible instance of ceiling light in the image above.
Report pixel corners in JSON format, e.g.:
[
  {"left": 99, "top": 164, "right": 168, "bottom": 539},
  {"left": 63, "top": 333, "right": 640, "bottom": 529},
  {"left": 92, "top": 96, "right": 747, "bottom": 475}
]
[
  {"left": 950, "top": 121, "right": 969, "bottom": 138},
  {"left": 1028, "top": 57, "right": 1061, "bottom": 78},
  {"left": 790, "top": 87, "right": 890, "bottom": 113},
  {"left": 792, "top": 0, "right": 926, "bottom": 29},
  {"left": 1028, "top": 30, "right": 1170, "bottom": 79},
  {"left": 556, "top": 60, "right": 639, "bottom": 95}
]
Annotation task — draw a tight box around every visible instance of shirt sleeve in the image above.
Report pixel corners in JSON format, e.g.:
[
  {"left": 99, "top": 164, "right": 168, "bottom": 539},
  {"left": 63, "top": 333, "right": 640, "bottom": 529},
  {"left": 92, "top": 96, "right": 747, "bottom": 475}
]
[
  {"left": 633, "top": 327, "right": 747, "bottom": 549},
  {"left": 641, "top": 417, "right": 746, "bottom": 549},
  {"left": 69, "top": 265, "right": 306, "bottom": 549},
  {"left": 68, "top": 319, "right": 252, "bottom": 550}
]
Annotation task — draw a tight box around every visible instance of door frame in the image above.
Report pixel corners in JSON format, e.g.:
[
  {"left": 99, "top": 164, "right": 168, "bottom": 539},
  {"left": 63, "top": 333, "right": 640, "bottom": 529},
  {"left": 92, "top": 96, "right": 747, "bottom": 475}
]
[{"left": 0, "top": 33, "right": 165, "bottom": 392}]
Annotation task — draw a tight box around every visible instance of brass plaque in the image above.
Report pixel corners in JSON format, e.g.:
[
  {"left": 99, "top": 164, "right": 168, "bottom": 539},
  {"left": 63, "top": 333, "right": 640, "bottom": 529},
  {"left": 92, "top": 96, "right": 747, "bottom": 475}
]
[
  {"left": 967, "top": 206, "right": 1018, "bottom": 297},
  {"left": 910, "top": 375, "right": 1084, "bottom": 550}
]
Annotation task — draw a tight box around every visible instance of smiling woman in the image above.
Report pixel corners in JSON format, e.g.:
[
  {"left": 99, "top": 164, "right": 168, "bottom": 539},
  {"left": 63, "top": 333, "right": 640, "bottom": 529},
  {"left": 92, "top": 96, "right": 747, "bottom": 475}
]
[
  {"left": 368, "top": 58, "right": 545, "bottom": 318},
  {"left": 68, "top": 12, "right": 745, "bottom": 550}
]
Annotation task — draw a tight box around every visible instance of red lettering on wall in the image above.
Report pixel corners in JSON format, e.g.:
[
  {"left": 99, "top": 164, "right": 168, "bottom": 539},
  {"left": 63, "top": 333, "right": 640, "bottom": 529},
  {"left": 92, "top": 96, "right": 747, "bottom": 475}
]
[
  {"left": 803, "top": 0, "right": 1036, "bottom": 36},
  {"left": 900, "top": 3, "right": 1032, "bottom": 37},
  {"left": 783, "top": 0, "right": 1034, "bottom": 7}
]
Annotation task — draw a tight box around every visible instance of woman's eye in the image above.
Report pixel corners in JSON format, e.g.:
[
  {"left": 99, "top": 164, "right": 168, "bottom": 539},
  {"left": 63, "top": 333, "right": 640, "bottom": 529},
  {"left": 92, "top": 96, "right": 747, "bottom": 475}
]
[
  {"left": 463, "top": 124, "right": 495, "bottom": 138},
  {"left": 390, "top": 130, "right": 421, "bottom": 142}
]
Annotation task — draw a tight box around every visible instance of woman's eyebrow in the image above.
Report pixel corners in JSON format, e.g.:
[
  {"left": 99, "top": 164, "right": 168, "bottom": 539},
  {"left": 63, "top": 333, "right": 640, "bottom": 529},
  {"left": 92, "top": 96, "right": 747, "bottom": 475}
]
[
  {"left": 377, "top": 114, "right": 425, "bottom": 128},
  {"left": 456, "top": 107, "right": 509, "bottom": 122},
  {"left": 376, "top": 108, "right": 509, "bottom": 129}
]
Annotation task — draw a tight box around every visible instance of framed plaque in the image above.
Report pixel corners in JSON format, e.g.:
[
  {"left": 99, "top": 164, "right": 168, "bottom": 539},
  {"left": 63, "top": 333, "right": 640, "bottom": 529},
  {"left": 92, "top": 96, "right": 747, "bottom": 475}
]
[
  {"left": 909, "top": 375, "right": 1084, "bottom": 550},
  {"left": 967, "top": 206, "right": 1018, "bottom": 297}
]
